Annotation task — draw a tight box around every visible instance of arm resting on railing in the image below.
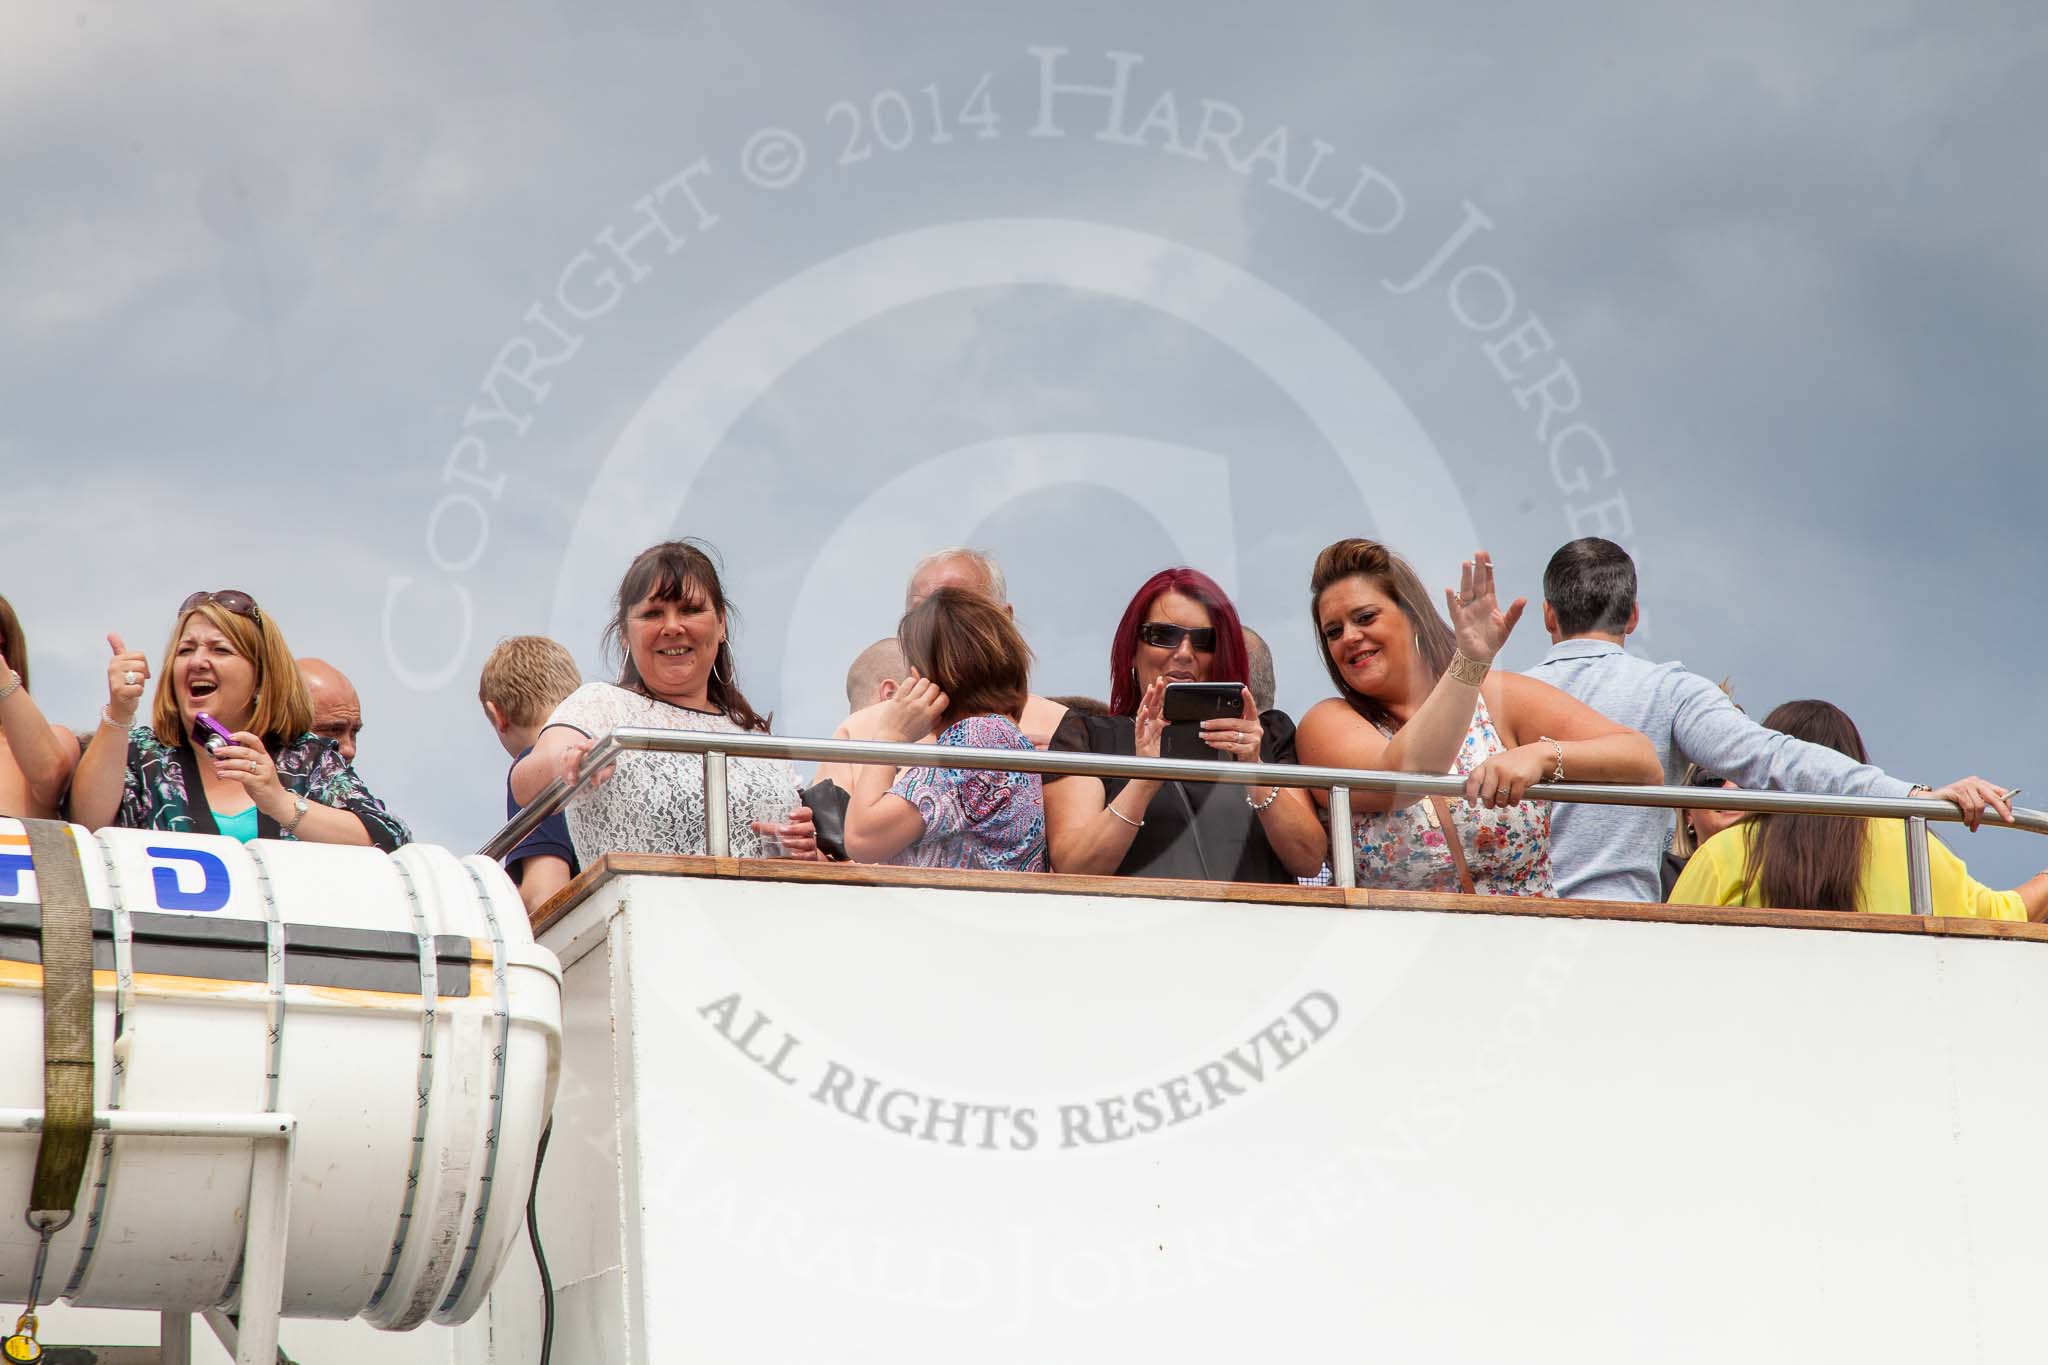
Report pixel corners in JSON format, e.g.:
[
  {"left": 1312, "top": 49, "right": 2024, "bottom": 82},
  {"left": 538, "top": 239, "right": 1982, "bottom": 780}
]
[{"left": 480, "top": 728, "right": 2048, "bottom": 910}]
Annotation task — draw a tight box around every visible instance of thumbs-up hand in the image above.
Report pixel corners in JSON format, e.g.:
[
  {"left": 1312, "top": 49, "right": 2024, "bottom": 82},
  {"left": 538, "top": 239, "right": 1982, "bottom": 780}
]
[{"left": 106, "top": 633, "right": 150, "bottom": 724}]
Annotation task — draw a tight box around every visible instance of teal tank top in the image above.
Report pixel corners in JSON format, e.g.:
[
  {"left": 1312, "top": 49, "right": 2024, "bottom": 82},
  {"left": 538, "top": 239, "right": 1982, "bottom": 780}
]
[{"left": 214, "top": 806, "right": 260, "bottom": 844}]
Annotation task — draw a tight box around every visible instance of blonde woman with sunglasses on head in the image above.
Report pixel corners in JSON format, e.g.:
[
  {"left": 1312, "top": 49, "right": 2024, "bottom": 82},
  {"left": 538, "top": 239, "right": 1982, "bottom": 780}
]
[{"left": 68, "top": 589, "right": 410, "bottom": 848}]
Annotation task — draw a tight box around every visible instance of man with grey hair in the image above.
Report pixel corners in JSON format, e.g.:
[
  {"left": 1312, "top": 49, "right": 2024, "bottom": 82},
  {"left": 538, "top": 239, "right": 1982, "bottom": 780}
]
[
  {"left": 813, "top": 548, "right": 1066, "bottom": 818},
  {"left": 1242, "top": 627, "right": 1276, "bottom": 715},
  {"left": 905, "top": 547, "right": 1006, "bottom": 611},
  {"left": 900, "top": 546, "right": 1063, "bottom": 747}
]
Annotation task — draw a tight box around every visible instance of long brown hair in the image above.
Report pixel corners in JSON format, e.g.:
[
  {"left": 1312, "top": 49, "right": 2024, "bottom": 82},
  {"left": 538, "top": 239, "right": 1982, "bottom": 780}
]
[
  {"left": 899, "top": 587, "right": 1033, "bottom": 726},
  {"left": 0, "top": 595, "right": 27, "bottom": 693},
  {"left": 1308, "top": 538, "right": 1456, "bottom": 732},
  {"left": 1740, "top": 699, "right": 1870, "bottom": 912},
  {"left": 602, "top": 540, "right": 768, "bottom": 733}
]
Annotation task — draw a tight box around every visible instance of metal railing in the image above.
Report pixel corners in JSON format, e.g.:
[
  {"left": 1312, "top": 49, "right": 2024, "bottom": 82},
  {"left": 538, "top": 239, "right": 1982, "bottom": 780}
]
[{"left": 481, "top": 726, "right": 2048, "bottom": 916}]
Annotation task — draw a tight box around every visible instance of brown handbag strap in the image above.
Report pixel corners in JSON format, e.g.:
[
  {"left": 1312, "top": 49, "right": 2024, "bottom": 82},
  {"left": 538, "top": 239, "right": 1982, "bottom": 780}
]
[{"left": 1428, "top": 796, "right": 1479, "bottom": 896}]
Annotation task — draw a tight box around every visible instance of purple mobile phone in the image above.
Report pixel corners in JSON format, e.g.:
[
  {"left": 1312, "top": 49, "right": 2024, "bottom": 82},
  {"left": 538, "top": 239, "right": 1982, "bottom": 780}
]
[{"left": 193, "top": 712, "right": 236, "bottom": 754}]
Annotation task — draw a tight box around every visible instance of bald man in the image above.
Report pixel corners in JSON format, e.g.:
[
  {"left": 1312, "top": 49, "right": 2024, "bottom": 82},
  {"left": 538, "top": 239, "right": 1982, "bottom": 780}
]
[
  {"left": 300, "top": 658, "right": 363, "bottom": 763},
  {"left": 812, "top": 637, "right": 909, "bottom": 799},
  {"left": 844, "top": 637, "right": 907, "bottom": 712},
  {"left": 1242, "top": 627, "right": 1276, "bottom": 714}
]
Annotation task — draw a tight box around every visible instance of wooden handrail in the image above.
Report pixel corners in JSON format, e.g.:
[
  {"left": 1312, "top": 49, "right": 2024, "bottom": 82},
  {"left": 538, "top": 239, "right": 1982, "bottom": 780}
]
[{"left": 528, "top": 852, "right": 2048, "bottom": 944}]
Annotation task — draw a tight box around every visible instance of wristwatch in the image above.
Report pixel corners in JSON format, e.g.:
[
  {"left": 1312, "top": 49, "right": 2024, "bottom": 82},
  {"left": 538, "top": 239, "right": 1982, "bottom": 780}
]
[
  {"left": 281, "top": 796, "right": 310, "bottom": 839},
  {"left": 0, "top": 670, "right": 19, "bottom": 703}
]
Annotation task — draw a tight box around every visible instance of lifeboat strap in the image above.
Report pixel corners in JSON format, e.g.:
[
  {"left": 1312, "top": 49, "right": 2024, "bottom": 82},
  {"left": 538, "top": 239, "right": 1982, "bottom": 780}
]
[{"left": 21, "top": 819, "right": 94, "bottom": 1231}]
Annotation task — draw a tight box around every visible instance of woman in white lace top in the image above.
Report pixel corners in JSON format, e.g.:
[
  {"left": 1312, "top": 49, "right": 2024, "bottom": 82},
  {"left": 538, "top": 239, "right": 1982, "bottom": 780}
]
[{"left": 509, "top": 541, "right": 820, "bottom": 863}]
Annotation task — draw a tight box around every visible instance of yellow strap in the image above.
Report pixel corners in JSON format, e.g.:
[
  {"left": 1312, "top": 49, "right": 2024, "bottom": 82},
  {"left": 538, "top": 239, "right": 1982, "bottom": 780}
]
[{"left": 22, "top": 820, "right": 94, "bottom": 1226}]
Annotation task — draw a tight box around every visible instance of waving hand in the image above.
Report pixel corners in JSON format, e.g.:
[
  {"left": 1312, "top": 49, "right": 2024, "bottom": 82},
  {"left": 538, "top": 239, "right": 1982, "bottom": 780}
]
[{"left": 1443, "top": 550, "right": 1526, "bottom": 663}]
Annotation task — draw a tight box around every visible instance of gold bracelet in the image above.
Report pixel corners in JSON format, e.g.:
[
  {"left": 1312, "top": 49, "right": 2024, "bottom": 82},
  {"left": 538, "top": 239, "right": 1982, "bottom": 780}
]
[
  {"left": 1446, "top": 651, "right": 1490, "bottom": 686},
  {"left": 1538, "top": 735, "right": 1565, "bottom": 781}
]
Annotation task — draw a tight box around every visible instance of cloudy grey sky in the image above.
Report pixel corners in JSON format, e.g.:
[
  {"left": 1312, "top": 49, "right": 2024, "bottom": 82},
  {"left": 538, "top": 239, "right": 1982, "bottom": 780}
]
[{"left": 5, "top": 1, "right": 2044, "bottom": 885}]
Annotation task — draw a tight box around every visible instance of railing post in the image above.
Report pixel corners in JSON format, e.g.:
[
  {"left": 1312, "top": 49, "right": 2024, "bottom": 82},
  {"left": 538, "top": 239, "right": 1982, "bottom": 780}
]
[
  {"left": 705, "top": 750, "right": 731, "bottom": 857},
  {"left": 1329, "top": 786, "right": 1356, "bottom": 888},
  {"left": 1905, "top": 815, "right": 1934, "bottom": 917}
]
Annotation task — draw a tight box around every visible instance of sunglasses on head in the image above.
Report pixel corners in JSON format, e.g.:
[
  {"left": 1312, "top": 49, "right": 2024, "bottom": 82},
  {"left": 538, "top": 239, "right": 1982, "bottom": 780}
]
[
  {"left": 1137, "top": 622, "right": 1216, "bottom": 652},
  {"left": 1689, "top": 771, "right": 1729, "bottom": 789},
  {"left": 179, "top": 589, "right": 262, "bottom": 624}
]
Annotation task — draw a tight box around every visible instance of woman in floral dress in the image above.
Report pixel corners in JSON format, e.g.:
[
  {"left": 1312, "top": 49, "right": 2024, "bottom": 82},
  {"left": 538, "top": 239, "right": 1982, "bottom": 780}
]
[{"left": 1296, "top": 541, "right": 1658, "bottom": 896}]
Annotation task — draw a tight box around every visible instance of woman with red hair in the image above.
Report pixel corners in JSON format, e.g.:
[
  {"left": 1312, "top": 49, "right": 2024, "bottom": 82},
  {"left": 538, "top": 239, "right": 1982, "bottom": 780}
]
[{"left": 1045, "top": 569, "right": 1326, "bottom": 882}]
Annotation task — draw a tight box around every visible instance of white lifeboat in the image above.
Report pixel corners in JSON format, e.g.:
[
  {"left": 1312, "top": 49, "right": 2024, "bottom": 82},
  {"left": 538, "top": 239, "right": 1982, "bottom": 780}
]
[{"left": 0, "top": 819, "right": 561, "bottom": 1334}]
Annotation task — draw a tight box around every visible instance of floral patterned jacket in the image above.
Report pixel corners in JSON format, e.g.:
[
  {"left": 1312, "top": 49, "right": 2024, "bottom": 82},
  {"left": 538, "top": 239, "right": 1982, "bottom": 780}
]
[{"left": 111, "top": 726, "right": 410, "bottom": 851}]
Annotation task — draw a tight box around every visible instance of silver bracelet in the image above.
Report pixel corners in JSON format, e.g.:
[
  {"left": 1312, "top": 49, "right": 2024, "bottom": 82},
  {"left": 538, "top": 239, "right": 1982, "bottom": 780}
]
[
  {"left": 99, "top": 707, "right": 133, "bottom": 731},
  {"left": 1106, "top": 802, "right": 1144, "bottom": 830},
  {"left": 1243, "top": 785, "right": 1280, "bottom": 812},
  {"left": 0, "top": 670, "right": 19, "bottom": 703}
]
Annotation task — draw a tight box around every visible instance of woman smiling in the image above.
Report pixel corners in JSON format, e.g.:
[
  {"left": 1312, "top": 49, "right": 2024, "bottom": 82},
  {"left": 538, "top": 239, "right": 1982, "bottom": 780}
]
[
  {"left": 68, "top": 590, "right": 410, "bottom": 848},
  {"left": 1044, "top": 568, "right": 1326, "bottom": 882},
  {"left": 511, "top": 540, "right": 819, "bottom": 863},
  {"left": 1296, "top": 539, "right": 1656, "bottom": 896}
]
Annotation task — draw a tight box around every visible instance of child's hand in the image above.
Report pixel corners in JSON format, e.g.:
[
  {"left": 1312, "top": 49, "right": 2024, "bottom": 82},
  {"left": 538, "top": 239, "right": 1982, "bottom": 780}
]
[{"left": 878, "top": 670, "right": 948, "bottom": 743}]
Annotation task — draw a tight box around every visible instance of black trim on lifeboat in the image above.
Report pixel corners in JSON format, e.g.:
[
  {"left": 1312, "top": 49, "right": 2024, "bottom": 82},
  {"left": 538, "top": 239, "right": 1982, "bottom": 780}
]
[{"left": 0, "top": 902, "right": 473, "bottom": 996}]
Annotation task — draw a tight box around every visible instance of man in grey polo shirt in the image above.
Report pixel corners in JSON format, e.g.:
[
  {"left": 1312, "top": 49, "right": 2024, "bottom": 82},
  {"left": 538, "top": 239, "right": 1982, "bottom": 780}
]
[{"left": 1526, "top": 538, "right": 2011, "bottom": 902}]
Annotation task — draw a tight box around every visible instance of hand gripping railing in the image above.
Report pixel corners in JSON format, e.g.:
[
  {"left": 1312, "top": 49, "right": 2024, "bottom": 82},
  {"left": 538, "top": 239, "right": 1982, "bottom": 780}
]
[{"left": 481, "top": 726, "right": 2048, "bottom": 916}]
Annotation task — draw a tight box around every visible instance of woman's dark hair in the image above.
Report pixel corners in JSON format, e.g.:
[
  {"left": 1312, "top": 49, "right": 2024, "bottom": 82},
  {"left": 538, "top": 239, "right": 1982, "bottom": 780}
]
[
  {"left": 602, "top": 540, "right": 768, "bottom": 733},
  {"left": 1107, "top": 568, "right": 1249, "bottom": 717},
  {"left": 0, "top": 594, "right": 27, "bottom": 693},
  {"left": 898, "top": 587, "right": 1033, "bottom": 725},
  {"left": 1740, "top": 699, "right": 1870, "bottom": 913},
  {"left": 1308, "top": 538, "right": 1455, "bottom": 733},
  {"left": 1542, "top": 537, "right": 1638, "bottom": 638}
]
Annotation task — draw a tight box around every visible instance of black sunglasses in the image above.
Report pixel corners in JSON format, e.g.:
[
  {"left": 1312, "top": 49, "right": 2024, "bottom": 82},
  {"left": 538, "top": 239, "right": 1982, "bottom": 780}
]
[
  {"left": 1689, "top": 771, "right": 1729, "bottom": 789},
  {"left": 179, "top": 589, "right": 262, "bottom": 623},
  {"left": 1137, "top": 622, "right": 1216, "bottom": 652}
]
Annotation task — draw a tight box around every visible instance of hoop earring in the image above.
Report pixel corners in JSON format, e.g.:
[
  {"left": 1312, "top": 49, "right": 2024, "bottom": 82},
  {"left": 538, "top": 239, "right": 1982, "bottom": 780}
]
[{"left": 714, "top": 644, "right": 734, "bottom": 687}]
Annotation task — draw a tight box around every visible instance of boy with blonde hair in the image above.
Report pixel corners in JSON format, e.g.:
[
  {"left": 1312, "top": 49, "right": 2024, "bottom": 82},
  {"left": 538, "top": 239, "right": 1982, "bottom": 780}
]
[{"left": 480, "top": 636, "right": 584, "bottom": 916}]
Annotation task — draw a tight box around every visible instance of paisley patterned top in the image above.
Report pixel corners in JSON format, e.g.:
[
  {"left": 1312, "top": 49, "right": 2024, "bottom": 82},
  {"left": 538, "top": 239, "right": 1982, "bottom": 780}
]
[
  {"left": 1352, "top": 695, "right": 1554, "bottom": 895},
  {"left": 887, "top": 715, "right": 1047, "bottom": 873},
  {"left": 112, "top": 726, "right": 411, "bottom": 850}
]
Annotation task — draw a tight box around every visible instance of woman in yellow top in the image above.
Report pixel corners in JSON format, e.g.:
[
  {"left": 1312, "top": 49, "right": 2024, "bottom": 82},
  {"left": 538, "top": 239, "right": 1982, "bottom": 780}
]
[{"left": 1671, "top": 700, "right": 2048, "bottom": 921}]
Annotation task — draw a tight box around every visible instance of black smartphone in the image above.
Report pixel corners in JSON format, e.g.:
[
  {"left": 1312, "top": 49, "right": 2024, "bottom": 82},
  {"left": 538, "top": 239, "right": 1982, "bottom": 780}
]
[{"left": 1160, "top": 682, "right": 1246, "bottom": 761}]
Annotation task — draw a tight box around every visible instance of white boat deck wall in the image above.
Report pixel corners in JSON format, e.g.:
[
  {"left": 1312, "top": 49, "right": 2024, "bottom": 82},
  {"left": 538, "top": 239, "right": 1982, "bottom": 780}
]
[
  {"left": 518, "top": 860, "right": 2048, "bottom": 1365},
  {"left": 28, "top": 856, "right": 2048, "bottom": 1363}
]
